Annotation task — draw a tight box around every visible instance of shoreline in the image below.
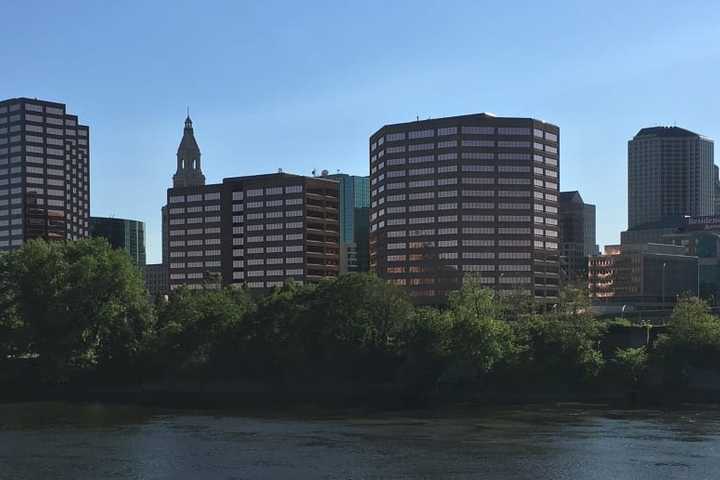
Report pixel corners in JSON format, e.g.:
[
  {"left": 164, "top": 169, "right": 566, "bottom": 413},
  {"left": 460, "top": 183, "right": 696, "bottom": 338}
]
[{"left": 3, "top": 383, "right": 719, "bottom": 412}]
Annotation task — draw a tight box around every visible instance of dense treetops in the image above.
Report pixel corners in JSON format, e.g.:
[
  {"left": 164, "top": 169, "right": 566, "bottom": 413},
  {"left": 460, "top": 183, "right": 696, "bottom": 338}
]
[{"left": 1, "top": 239, "right": 719, "bottom": 398}]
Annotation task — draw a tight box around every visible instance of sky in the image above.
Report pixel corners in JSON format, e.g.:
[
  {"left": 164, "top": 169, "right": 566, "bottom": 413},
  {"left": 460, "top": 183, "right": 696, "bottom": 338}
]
[{"left": 2, "top": 0, "right": 719, "bottom": 263}]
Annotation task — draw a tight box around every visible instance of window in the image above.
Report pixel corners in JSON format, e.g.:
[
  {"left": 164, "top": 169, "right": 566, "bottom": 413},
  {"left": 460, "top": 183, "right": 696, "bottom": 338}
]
[
  {"left": 462, "top": 164, "right": 494, "bottom": 172},
  {"left": 462, "top": 126, "right": 495, "bottom": 134},
  {"left": 462, "top": 140, "right": 494, "bottom": 147},
  {"left": 409, "top": 167, "right": 434, "bottom": 176},
  {"left": 437, "top": 127, "right": 457, "bottom": 136},
  {"left": 409, "top": 180, "right": 434, "bottom": 188},
  {"left": 408, "top": 143, "right": 434, "bottom": 152},
  {"left": 408, "top": 129, "right": 434, "bottom": 139},
  {"left": 437, "top": 152, "right": 457, "bottom": 161},
  {"left": 498, "top": 127, "right": 530, "bottom": 135},
  {"left": 408, "top": 155, "right": 434, "bottom": 164}
]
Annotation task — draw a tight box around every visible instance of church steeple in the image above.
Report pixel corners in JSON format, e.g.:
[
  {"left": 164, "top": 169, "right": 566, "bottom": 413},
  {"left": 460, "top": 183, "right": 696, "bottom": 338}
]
[{"left": 173, "top": 113, "right": 205, "bottom": 188}]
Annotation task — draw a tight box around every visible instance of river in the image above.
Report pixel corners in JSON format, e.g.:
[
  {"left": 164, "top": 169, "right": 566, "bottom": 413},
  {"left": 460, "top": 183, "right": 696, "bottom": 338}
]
[{"left": 0, "top": 402, "right": 718, "bottom": 479}]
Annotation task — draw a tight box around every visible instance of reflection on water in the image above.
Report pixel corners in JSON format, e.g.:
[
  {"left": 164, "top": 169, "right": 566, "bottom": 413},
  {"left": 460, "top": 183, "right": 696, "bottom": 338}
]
[{"left": 0, "top": 402, "right": 719, "bottom": 479}]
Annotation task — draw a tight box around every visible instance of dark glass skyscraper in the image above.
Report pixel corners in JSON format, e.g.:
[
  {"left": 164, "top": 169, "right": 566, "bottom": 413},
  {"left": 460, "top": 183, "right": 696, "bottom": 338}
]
[
  {"left": 0, "top": 98, "right": 90, "bottom": 250},
  {"left": 322, "top": 172, "right": 370, "bottom": 272},
  {"left": 90, "top": 216, "right": 147, "bottom": 266},
  {"left": 559, "top": 191, "right": 597, "bottom": 282}
]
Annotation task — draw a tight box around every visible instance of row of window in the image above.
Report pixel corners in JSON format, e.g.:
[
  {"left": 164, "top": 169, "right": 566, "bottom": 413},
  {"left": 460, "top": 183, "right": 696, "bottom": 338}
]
[{"left": 372, "top": 126, "right": 558, "bottom": 150}]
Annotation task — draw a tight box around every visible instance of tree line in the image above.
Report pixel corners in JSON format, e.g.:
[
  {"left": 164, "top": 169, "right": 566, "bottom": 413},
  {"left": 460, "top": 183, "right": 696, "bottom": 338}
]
[{"left": 1, "top": 239, "right": 718, "bottom": 401}]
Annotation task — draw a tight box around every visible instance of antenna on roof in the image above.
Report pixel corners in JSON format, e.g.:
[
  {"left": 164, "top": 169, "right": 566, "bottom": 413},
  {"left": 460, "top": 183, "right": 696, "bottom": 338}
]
[{"left": 416, "top": 115, "right": 419, "bottom": 121}]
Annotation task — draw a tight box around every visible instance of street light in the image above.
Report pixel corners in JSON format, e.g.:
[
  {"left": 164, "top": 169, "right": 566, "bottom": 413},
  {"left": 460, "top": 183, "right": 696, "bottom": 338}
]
[{"left": 662, "top": 262, "right": 667, "bottom": 305}]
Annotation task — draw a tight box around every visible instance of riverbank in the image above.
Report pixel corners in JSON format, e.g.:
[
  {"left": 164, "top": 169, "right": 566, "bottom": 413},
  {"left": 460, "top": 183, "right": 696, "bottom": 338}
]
[{"left": 4, "top": 380, "right": 719, "bottom": 412}]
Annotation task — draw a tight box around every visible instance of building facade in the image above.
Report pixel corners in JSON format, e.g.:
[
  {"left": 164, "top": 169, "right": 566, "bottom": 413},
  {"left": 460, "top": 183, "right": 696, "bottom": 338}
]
[
  {"left": 624, "top": 126, "right": 714, "bottom": 244},
  {"left": 588, "top": 243, "right": 698, "bottom": 304},
  {"left": 321, "top": 172, "right": 370, "bottom": 272},
  {"left": 0, "top": 98, "right": 90, "bottom": 251},
  {"left": 369, "top": 113, "right": 560, "bottom": 304},
  {"left": 144, "top": 263, "right": 169, "bottom": 298},
  {"left": 164, "top": 116, "right": 340, "bottom": 290},
  {"left": 559, "top": 191, "right": 597, "bottom": 283},
  {"left": 90, "top": 216, "right": 146, "bottom": 265}
]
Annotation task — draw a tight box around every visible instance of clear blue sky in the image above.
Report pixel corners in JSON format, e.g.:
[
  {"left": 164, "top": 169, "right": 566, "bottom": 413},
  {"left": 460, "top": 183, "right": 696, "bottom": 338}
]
[{"left": 2, "top": 0, "right": 719, "bottom": 263}]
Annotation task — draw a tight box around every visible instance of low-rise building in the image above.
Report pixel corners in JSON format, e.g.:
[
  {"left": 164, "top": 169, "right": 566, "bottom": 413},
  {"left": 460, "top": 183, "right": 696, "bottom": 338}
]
[{"left": 589, "top": 243, "right": 698, "bottom": 305}]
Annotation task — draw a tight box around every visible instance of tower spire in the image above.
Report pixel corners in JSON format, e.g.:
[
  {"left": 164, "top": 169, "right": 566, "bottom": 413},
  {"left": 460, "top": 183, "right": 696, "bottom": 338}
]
[{"left": 173, "top": 113, "right": 205, "bottom": 188}]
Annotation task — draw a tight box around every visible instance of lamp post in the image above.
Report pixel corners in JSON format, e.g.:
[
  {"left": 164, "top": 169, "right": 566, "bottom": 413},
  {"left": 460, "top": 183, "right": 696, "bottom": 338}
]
[{"left": 661, "top": 262, "right": 667, "bottom": 305}]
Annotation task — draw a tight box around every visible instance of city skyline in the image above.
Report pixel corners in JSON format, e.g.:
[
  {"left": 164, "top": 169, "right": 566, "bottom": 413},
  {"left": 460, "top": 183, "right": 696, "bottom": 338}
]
[{"left": 2, "top": 1, "right": 719, "bottom": 263}]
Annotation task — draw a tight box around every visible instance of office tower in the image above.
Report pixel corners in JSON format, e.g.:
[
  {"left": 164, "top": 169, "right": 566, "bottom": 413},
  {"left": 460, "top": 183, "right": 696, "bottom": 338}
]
[
  {"left": 144, "top": 263, "right": 169, "bottom": 297},
  {"left": 89, "top": 216, "right": 147, "bottom": 266},
  {"left": 369, "top": 113, "right": 560, "bottom": 304},
  {"left": 0, "top": 98, "right": 90, "bottom": 251},
  {"left": 714, "top": 165, "right": 720, "bottom": 216},
  {"left": 559, "top": 191, "right": 597, "bottom": 282},
  {"left": 588, "top": 243, "right": 698, "bottom": 304},
  {"left": 161, "top": 205, "right": 169, "bottom": 265},
  {"left": 321, "top": 171, "right": 370, "bottom": 272},
  {"left": 623, "top": 126, "right": 714, "bottom": 244},
  {"left": 164, "top": 116, "right": 340, "bottom": 290}
]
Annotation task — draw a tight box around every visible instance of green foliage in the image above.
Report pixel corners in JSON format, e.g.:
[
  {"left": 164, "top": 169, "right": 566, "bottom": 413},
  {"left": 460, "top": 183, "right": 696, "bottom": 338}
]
[
  {"left": 151, "top": 287, "right": 255, "bottom": 378},
  {"left": 654, "top": 296, "right": 720, "bottom": 385},
  {"left": 441, "top": 276, "right": 517, "bottom": 383},
  {"left": 510, "top": 286, "right": 605, "bottom": 386},
  {"left": 13, "top": 244, "right": 720, "bottom": 401},
  {"left": 0, "top": 239, "right": 153, "bottom": 383},
  {"left": 607, "top": 317, "right": 633, "bottom": 328},
  {"left": 611, "top": 347, "right": 648, "bottom": 387}
]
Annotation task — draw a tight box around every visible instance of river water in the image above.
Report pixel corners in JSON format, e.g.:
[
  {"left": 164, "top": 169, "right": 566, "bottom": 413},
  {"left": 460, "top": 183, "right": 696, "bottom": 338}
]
[{"left": 0, "top": 402, "right": 719, "bottom": 479}]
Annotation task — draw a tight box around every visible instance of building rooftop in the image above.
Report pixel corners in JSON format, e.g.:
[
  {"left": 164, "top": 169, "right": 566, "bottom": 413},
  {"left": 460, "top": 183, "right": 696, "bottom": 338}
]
[
  {"left": 371, "top": 112, "right": 559, "bottom": 138},
  {"left": 634, "top": 126, "right": 705, "bottom": 139}
]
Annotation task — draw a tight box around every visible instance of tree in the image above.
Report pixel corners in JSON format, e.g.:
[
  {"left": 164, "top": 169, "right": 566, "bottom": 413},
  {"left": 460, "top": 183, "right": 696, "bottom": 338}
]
[
  {"left": 152, "top": 286, "right": 255, "bottom": 379},
  {"left": 654, "top": 296, "right": 720, "bottom": 386},
  {"left": 511, "top": 285, "right": 604, "bottom": 388},
  {"left": 0, "top": 239, "right": 154, "bottom": 383},
  {"left": 612, "top": 347, "right": 648, "bottom": 388},
  {"left": 312, "top": 273, "right": 414, "bottom": 375},
  {"left": 441, "top": 275, "right": 517, "bottom": 384}
]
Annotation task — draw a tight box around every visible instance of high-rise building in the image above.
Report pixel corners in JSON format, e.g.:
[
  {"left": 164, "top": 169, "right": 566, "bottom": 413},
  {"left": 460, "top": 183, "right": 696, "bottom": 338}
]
[
  {"left": 559, "top": 191, "right": 597, "bottom": 282},
  {"left": 369, "top": 113, "right": 560, "bottom": 304},
  {"left": 321, "top": 171, "right": 370, "bottom": 272},
  {"left": 0, "top": 98, "right": 90, "bottom": 251},
  {"left": 714, "top": 165, "right": 720, "bottom": 216},
  {"left": 144, "top": 263, "right": 169, "bottom": 298},
  {"left": 164, "top": 116, "right": 340, "bottom": 290},
  {"left": 89, "top": 216, "right": 146, "bottom": 266},
  {"left": 623, "top": 126, "right": 714, "bottom": 244}
]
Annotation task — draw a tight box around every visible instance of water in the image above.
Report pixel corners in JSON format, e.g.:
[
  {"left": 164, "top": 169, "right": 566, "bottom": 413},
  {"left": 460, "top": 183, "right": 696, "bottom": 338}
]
[{"left": 0, "top": 402, "right": 719, "bottom": 479}]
